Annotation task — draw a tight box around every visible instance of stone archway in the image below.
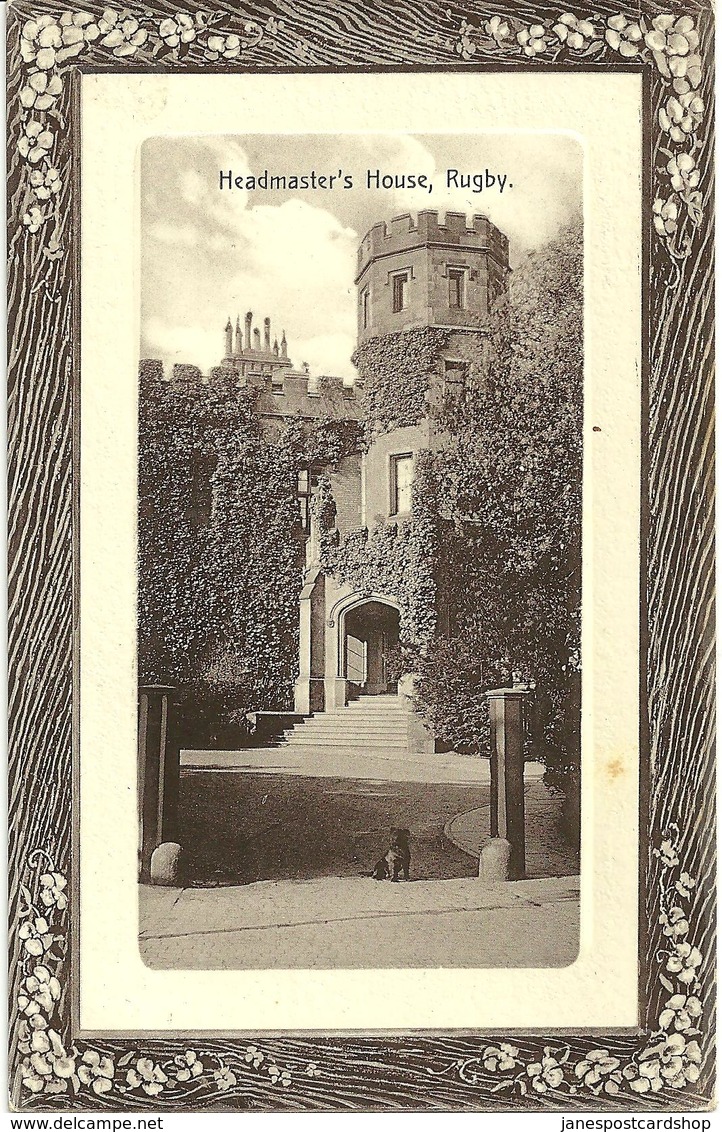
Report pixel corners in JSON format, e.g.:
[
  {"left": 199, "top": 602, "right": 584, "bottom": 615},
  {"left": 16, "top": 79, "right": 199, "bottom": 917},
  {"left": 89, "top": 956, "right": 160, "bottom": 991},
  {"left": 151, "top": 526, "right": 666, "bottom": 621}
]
[{"left": 342, "top": 598, "right": 401, "bottom": 696}]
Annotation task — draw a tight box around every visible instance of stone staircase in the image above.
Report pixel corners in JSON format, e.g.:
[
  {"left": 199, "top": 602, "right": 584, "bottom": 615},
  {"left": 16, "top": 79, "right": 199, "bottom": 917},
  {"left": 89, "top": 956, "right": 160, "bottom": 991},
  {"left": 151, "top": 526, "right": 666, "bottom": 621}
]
[{"left": 280, "top": 694, "right": 410, "bottom": 755}]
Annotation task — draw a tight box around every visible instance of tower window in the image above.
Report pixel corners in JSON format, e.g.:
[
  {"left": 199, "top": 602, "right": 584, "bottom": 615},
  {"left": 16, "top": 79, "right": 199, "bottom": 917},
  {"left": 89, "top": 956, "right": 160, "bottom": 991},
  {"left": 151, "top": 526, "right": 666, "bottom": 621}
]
[
  {"left": 444, "top": 359, "right": 469, "bottom": 400},
  {"left": 448, "top": 268, "right": 465, "bottom": 309},
  {"left": 392, "top": 272, "right": 408, "bottom": 313},
  {"left": 390, "top": 453, "right": 414, "bottom": 515},
  {"left": 361, "top": 286, "right": 370, "bottom": 328},
  {"left": 297, "top": 469, "right": 312, "bottom": 531}
]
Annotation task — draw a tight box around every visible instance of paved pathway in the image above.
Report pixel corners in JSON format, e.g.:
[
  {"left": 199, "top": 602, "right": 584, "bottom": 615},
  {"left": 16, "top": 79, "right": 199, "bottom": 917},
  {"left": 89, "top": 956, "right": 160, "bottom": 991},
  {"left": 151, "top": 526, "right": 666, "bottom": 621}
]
[{"left": 139, "top": 874, "right": 580, "bottom": 969}]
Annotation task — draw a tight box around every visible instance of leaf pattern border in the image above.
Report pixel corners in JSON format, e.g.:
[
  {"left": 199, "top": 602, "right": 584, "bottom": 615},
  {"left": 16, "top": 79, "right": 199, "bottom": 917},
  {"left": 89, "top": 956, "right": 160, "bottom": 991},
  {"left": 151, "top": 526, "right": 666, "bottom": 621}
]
[{"left": 6, "top": 0, "right": 715, "bottom": 1113}]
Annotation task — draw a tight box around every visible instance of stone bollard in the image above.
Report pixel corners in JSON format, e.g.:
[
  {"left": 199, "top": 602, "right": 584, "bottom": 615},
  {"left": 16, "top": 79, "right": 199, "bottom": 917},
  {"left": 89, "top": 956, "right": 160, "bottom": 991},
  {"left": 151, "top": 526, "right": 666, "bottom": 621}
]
[
  {"left": 479, "top": 838, "right": 512, "bottom": 882},
  {"left": 483, "top": 686, "right": 532, "bottom": 881},
  {"left": 138, "top": 685, "right": 182, "bottom": 884}
]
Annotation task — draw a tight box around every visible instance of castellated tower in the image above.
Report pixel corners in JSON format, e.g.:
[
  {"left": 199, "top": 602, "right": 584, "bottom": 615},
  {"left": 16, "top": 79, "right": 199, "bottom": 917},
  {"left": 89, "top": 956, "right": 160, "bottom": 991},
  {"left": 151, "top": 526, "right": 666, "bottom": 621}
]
[
  {"left": 294, "top": 210, "right": 511, "bottom": 748},
  {"left": 355, "top": 210, "right": 509, "bottom": 342}
]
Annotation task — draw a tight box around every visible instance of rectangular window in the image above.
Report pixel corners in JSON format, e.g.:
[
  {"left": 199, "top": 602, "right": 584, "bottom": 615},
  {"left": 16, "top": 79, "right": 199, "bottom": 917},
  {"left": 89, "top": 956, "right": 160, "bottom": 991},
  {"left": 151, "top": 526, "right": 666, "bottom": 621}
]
[
  {"left": 390, "top": 453, "right": 414, "bottom": 514},
  {"left": 392, "top": 273, "right": 408, "bottom": 313},
  {"left": 361, "top": 287, "right": 370, "bottom": 328},
  {"left": 449, "top": 268, "right": 465, "bottom": 309},
  {"left": 444, "top": 359, "right": 469, "bottom": 400}
]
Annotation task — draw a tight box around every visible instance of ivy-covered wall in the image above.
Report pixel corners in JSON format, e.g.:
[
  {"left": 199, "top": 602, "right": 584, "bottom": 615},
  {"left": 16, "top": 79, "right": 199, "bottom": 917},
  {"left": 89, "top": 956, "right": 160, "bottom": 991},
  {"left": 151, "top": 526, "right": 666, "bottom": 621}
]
[
  {"left": 313, "top": 449, "right": 440, "bottom": 648},
  {"left": 353, "top": 326, "right": 449, "bottom": 441},
  {"left": 137, "top": 363, "right": 362, "bottom": 741}
]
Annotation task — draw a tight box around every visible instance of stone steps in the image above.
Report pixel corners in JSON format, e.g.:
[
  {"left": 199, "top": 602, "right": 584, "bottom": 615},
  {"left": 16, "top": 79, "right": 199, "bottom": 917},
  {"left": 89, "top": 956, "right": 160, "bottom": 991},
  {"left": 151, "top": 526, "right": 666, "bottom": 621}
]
[{"left": 280, "top": 695, "right": 411, "bottom": 752}]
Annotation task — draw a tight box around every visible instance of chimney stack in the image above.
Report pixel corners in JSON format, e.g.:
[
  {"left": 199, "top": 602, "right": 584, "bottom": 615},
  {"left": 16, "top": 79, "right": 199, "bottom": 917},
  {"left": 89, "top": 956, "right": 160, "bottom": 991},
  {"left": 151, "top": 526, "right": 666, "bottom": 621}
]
[
  {"left": 273, "top": 337, "right": 279, "bottom": 356},
  {"left": 224, "top": 317, "right": 233, "bottom": 357},
  {"left": 264, "top": 316, "right": 271, "bottom": 352},
  {"left": 244, "top": 311, "right": 252, "bottom": 351},
  {"left": 253, "top": 326, "right": 261, "bottom": 350},
  {"left": 235, "top": 314, "right": 242, "bottom": 354}
]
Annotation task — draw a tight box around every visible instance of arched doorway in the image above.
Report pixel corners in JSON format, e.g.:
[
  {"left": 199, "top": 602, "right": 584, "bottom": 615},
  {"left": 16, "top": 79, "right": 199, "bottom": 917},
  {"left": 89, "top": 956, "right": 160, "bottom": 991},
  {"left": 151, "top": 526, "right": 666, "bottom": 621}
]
[{"left": 341, "top": 598, "right": 400, "bottom": 696}]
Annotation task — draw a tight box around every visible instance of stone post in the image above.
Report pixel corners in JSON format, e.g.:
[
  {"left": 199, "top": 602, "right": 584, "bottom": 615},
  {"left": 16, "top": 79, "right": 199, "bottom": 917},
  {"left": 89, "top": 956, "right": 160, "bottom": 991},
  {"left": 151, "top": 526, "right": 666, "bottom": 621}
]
[
  {"left": 138, "top": 685, "right": 182, "bottom": 885},
  {"left": 481, "top": 687, "right": 531, "bottom": 881}
]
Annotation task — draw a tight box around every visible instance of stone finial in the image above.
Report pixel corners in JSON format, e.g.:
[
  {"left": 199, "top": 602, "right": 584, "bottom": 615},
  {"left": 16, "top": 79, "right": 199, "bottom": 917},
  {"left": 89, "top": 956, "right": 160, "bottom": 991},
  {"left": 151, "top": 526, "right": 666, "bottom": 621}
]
[
  {"left": 273, "top": 337, "right": 279, "bottom": 356},
  {"left": 224, "top": 318, "right": 233, "bottom": 357},
  {"left": 281, "top": 330, "right": 288, "bottom": 358},
  {"left": 234, "top": 314, "right": 242, "bottom": 354}
]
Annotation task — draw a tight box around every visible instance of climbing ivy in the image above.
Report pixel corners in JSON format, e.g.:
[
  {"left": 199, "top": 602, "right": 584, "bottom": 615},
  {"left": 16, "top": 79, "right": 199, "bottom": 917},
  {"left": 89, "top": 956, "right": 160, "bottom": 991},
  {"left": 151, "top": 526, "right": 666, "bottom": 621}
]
[
  {"left": 138, "top": 365, "right": 360, "bottom": 741},
  {"left": 353, "top": 326, "right": 449, "bottom": 441},
  {"left": 313, "top": 449, "right": 440, "bottom": 649}
]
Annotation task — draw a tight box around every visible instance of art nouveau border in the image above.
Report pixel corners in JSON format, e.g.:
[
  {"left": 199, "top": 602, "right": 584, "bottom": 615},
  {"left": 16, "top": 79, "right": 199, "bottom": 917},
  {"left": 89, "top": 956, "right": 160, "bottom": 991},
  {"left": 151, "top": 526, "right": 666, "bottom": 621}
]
[{"left": 7, "top": 0, "right": 714, "bottom": 1111}]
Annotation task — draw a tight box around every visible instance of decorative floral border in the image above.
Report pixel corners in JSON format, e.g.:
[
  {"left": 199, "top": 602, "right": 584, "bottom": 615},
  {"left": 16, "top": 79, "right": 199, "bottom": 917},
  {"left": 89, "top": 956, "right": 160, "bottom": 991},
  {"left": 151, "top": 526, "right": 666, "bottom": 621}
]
[
  {"left": 10, "top": 6, "right": 706, "bottom": 262},
  {"left": 7, "top": 0, "right": 714, "bottom": 1113}
]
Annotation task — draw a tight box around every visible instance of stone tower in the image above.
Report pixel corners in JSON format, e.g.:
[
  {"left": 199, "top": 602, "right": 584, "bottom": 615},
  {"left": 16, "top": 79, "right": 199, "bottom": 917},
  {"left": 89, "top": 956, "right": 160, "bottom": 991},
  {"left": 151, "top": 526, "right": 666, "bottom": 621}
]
[
  {"left": 294, "top": 211, "right": 510, "bottom": 753},
  {"left": 355, "top": 210, "right": 509, "bottom": 342}
]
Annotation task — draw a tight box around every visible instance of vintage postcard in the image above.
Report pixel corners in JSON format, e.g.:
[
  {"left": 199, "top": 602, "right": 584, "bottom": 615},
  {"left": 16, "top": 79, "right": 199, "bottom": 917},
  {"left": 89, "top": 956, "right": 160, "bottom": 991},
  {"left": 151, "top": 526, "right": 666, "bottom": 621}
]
[{"left": 7, "top": 0, "right": 714, "bottom": 1114}]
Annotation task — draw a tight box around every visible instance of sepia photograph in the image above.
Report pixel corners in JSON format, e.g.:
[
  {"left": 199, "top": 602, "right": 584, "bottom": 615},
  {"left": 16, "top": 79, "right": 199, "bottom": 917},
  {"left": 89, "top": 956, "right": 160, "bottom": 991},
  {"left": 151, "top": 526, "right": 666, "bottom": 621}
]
[{"left": 137, "top": 133, "right": 583, "bottom": 970}]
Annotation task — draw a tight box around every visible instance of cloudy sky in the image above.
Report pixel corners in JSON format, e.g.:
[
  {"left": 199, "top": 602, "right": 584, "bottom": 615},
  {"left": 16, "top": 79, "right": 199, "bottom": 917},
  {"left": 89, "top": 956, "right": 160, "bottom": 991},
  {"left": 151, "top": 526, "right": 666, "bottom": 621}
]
[{"left": 141, "top": 133, "right": 582, "bottom": 380}]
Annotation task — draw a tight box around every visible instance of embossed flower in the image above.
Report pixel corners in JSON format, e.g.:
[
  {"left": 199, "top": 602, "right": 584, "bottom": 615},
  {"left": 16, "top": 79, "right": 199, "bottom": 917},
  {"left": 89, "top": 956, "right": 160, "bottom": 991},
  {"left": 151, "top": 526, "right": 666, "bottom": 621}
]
[
  {"left": 660, "top": 992, "right": 702, "bottom": 1032},
  {"left": 20, "top": 1029, "right": 76, "bottom": 1094},
  {"left": 552, "top": 13, "right": 596, "bottom": 50},
  {"left": 56, "top": 11, "right": 99, "bottom": 60},
  {"left": 18, "top": 916, "right": 53, "bottom": 957},
  {"left": 22, "top": 206, "right": 45, "bottom": 234},
  {"left": 19, "top": 72, "right": 63, "bottom": 111},
  {"left": 629, "top": 1033, "right": 702, "bottom": 1092},
  {"left": 485, "top": 16, "right": 511, "bottom": 44},
  {"left": 22, "top": 964, "right": 61, "bottom": 1013},
  {"left": 574, "top": 1048, "right": 621, "bottom": 1089},
  {"left": 39, "top": 871, "right": 68, "bottom": 909},
  {"left": 645, "top": 15, "right": 701, "bottom": 92},
  {"left": 77, "top": 1049, "right": 115, "bottom": 1095},
  {"left": 174, "top": 1050, "right": 203, "bottom": 1081},
  {"left": 18, "top": 121, "right": 54, "bottom": 165},
  {"left": 676, "top": 871, "right": 697, "bottom": 898},
  {"left": 527, "top": 1050, "right": 565, "bottom": 1092},
  {"left": 267, "top": 1063, "right": 292, "bottom": 1087},
  {"left": 655, "top": 838, "right": 680, "bottom": 868},
  {"left": 481, "top": 1042, "right": 519, "bottom": 1071},
  {"left": 659, "top": 93, "right": 705, "bottom": 143},
  {"left": 266, "top": 17, "right": 284, "bottom": 36},
  {"left": 20, "top": 15, "right": 62, "bottom": 69},
  {"left": 205, "top": 33, "right": 242, "bottom": 61},
  {"left": 98, "top": 9, "right": 149, "bottom": 57},
  {"left": 305, "top": 1061, "right": 322, "bottom": 1077},
  {"left": 667, "top": 939, "right": 702, "bottom": 984},
  {"left": 59, "top": 10, "right": 101, "bottom": 45},
  {"left": 158, "top": 13, "right": 197, "bottom": 49},
  {"left": 126, "top": 1056, "right": 169, "bottom": 1096},
  {"left": 659, "top": 904, "right": 689, "bottom": 939},
  {"left": 20, "top": 11, "right": 98, "bottom": 69},
  {"left": 605, "top": 14, "right": 643, "bottom": 57},
  {"left": 244, "top": 1044, "right": 264, "bottom": 1068},
  {"left": 517, "top": 25, "right": 548, "bottom": 57},
  {"left": 455, "top": 19, "right": 477, "bottom": 60},
  {"left": 214, "top": 1065, "right": 237, "bottom": 1091},
  {"left": 652, "top": 198, "right": 678, "bottom": 237},
  {"left": 667, "top": 152, "right": 701, "bottom": 194}
]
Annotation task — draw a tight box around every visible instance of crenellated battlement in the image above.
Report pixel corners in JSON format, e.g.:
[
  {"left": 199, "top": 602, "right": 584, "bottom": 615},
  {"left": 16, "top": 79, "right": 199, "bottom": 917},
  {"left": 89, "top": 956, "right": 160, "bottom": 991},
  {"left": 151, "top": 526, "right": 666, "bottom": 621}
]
[
  {"left": 141, "top": 360, "right": 361, "bottom": 423},
  {"left": 356, "top": 210, "right": 509, "bottom": 280}
]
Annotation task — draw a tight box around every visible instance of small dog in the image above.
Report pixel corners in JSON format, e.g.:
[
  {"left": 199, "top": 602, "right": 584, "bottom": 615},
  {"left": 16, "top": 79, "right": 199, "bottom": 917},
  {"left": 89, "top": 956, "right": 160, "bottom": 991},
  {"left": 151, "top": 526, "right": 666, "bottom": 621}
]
[{"left": 372, "top": 828, "right": 411, "bottom": 881}]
